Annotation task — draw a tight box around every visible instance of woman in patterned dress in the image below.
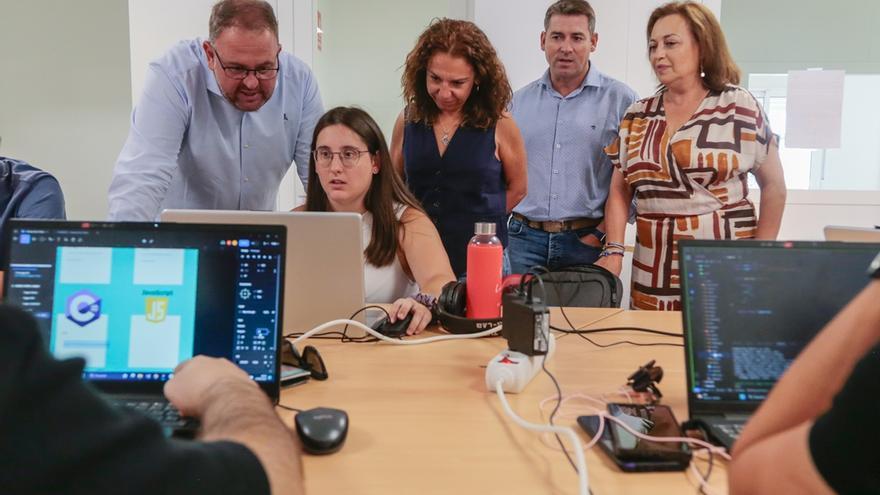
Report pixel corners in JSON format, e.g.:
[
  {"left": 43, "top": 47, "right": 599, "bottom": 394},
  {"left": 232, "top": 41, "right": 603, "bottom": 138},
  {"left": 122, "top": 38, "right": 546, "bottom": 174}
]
[{"left": 598, "top": 1, "right": 787, "bottom": 310}]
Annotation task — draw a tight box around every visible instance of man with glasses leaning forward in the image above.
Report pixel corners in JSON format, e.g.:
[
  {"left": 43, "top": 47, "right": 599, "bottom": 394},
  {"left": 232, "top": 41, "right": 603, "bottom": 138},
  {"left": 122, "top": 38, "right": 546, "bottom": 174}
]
[{"left": 109, "top": 0, "right": 323, "bottom": 221}]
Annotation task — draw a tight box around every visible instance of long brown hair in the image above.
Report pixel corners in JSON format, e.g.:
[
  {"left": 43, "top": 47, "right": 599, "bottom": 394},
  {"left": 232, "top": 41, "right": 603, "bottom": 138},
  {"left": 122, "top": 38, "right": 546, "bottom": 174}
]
[
  {"left": 402, "top": 18, "right": 511, "bottom": 129},
  {"left": 305, "top": 107, "right": 424, "bottom": 267},
  {"left": 647, "top": 1, "right": 740, "bottom": 91}
]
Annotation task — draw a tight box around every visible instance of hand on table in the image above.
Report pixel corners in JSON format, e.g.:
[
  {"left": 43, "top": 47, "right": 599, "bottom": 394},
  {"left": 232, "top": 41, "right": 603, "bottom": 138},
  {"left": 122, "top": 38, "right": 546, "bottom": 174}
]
[{"left": 164, "top": 355, "right": 259, "bottom": 417}]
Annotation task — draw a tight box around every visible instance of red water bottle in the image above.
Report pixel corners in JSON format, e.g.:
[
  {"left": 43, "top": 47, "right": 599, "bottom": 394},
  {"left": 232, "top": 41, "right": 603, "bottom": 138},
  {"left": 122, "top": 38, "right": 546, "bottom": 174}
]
[{"left": 466, "top": 222, "right": 503, "bottom": 318}]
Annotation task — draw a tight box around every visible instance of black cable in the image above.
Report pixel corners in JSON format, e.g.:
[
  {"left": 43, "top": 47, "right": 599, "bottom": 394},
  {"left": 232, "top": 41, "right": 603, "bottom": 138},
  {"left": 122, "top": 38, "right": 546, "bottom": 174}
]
[
  {"left": 341, "top": 305, "right": 389, "bottom": 342},
  {"left": 539, "top": 266, "right": 682, "bottom": 344},
  {"left": 552, "top": 325, "right": 683, "bottom": 338},
  {"left": 542, "top": 358, "right": 579, "bottom": 474},
  {"left": 529, "top": 271, "right": 586, "bottom": 476},
  {"left": 556, "top": 301, "right": 580, "bottom": 333},
  {"left": 274, "top": 400, "right": 302, "bottom": 413},
  {"left": 573, "top": 332, "right": 684, "bottom": 348}
]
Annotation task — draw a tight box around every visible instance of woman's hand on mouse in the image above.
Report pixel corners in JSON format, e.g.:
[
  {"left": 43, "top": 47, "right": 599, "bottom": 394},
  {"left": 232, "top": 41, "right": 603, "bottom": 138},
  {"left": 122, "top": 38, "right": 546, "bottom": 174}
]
[{"left": 389, "top": 297, "right": 432, "bottom": 335}]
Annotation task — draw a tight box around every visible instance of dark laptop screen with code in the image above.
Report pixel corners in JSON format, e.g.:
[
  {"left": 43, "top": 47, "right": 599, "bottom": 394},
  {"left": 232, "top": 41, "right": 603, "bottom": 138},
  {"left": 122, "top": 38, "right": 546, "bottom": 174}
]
[{"left": 679, "top": 240, "right": 879, "bottom": 413}]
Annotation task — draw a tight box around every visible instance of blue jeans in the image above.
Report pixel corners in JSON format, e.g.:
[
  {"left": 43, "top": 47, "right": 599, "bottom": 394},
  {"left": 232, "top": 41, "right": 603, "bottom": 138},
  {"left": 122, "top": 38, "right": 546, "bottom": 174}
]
[{"left": 507, "top": 216, "right": 603, "bottom": 275}]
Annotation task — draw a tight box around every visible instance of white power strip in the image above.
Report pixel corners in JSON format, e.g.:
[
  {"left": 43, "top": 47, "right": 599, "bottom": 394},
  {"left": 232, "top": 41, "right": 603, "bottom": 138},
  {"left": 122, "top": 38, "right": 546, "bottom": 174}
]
[{"left": 484, "top": 333, "right": 557, "bottom": 393}]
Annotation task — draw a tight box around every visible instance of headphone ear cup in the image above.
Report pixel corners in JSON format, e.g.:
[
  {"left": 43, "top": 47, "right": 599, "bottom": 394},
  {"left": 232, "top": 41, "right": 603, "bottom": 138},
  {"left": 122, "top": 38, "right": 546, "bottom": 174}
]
[
  {"left": 450, "top": 281, "right": 467, "bottom": 316},
  {"left": 439, "top": 281, "right": 460, "bottom": 315},
  {"left": 437, "top": 280, "right": 501, "bottom": 335}
]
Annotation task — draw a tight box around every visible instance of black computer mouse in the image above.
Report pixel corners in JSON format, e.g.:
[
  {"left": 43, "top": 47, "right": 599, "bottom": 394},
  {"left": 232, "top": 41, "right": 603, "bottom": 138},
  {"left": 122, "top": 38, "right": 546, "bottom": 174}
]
[
  {"left": 294, "top": 407, "right": 349, "bottom": 455},
  {"left": 371, "top": 310, "right": 414, "bottom": 337}
]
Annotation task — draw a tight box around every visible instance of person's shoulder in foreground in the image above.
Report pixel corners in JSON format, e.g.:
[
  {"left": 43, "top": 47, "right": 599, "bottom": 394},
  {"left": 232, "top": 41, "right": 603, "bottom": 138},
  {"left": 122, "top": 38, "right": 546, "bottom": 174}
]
[
  {"left": 0, "top": 304, "right": 302, "bottom": 495},
  {"left": 729, "top": 278, "right": 880, "bottom": 494}
]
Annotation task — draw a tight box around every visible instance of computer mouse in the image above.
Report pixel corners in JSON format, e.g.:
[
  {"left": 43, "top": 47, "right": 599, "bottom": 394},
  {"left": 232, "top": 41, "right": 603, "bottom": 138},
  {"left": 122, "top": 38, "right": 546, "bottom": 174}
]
[
  {"left": 294, "top": 407, "right": 349, "bottom": 455},
  {"left": 371, "top": 310, "right": 415, "bottom": 337}
]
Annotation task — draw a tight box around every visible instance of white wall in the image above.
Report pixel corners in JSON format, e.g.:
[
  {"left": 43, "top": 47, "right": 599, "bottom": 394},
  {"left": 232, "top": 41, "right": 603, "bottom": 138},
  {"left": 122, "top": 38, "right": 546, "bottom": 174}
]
[
  {"left": 312, "top": 0, "right": 449, "bottom": 139},
  {"left": 474, "top": 0, "right": 720, "bottom": 96},
  {"left": 753, "top": 190, "right": 880, "bottom": 240},
  {"left": 0, "top": 1, "right": 132, "bottom": 220},
  {"left": 128, "top": 0, "right": 218, "bottom": 105}
]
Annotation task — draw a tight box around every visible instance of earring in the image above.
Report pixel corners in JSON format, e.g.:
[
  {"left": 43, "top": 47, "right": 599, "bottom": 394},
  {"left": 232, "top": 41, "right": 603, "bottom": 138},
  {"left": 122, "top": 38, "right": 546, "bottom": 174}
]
[
  {"left": 700, "top": 65, "right": 706, "bottom": 78},
  {"left": 372, "top": 168, "right": 379, "bottom": 174}
]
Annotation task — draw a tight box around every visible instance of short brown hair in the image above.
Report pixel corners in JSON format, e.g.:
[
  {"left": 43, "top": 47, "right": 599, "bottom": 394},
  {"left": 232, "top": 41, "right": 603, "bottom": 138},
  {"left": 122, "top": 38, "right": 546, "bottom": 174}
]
[
  {"left": 209, "top": 0, "right": 278, "bottom": 41},
  {"left": 402, "top": 19, "right": 511, "bottom": 129},
  {"left": 305, "top": 107, "right": 425, "bottom": 268},
  {"left": 647, "top": 1, "right": 740, "bottom": 91},
  {"left": 544, "top": 0, "right": 596, "bottom": 33}
]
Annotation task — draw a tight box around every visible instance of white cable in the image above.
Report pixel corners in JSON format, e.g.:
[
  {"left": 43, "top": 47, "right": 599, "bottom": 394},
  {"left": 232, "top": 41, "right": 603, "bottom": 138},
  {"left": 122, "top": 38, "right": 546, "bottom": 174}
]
[
  {"left": 688, "top": 450, "right": 723, "bottom": 495},
  {"left": 535, "top": 390, "right": 728, "bottom": 494},
  {"left": 494, "top": 378, "right": 589, "bottom": 495},
  {"left": 535, "top": 390, "right": 730, "bottom": 460},
  {"left": 288, "top": 318, "right": 501, "bottom": 345},
  {"left": 598, "top": 412, "right": 731, "bottom": 461}
]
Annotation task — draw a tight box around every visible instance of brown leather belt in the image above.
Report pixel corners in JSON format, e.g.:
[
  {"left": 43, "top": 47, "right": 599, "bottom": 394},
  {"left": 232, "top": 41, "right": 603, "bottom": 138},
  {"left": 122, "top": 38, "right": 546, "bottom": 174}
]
[{"left": 512, "top": 212, "right": 602, "bottom": 233}]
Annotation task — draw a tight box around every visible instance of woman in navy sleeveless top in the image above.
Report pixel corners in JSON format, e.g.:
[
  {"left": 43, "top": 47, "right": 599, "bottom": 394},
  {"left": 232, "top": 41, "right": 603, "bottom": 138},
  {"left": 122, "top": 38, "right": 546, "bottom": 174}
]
[{"left": 391, "top": 19, "right": 527, "bottom": 276}]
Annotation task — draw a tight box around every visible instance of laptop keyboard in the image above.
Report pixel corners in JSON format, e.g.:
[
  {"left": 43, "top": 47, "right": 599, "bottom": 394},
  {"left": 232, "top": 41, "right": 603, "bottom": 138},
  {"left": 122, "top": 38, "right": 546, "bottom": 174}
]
[
  {"left": 110, "top": 398, "right": 197, "bottom": 431},
  {"left": 716, "top": 422, "right": 744, "bottom": 439}
]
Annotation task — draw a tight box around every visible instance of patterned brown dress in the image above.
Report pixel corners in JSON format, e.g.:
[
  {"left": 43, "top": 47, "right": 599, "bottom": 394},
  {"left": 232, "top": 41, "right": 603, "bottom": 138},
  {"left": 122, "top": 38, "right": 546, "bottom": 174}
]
[{"left": 605, "top": 85, "right": 774, "bottom": 310}]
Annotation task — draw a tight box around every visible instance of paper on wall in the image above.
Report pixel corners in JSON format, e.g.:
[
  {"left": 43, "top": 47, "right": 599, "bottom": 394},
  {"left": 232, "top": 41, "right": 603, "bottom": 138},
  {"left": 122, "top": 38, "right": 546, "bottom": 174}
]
[{"left": 785, "top": 69, "right": 845, "bottom": 149}]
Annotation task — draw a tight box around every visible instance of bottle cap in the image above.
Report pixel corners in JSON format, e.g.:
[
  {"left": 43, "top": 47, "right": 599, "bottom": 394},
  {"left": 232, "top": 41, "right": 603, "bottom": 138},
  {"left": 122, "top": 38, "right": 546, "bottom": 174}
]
[{"left": 474, "top": 222, "right": 496, "bottom": 235}]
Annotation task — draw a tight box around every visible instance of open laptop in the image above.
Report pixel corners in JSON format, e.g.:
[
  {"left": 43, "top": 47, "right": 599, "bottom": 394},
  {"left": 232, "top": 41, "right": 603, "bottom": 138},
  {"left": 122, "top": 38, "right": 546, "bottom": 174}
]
[
  {"left": 678, "top": 240, "right": 880, "bottom": 449},
  {"left": 823, "top": 225, "right": 880, "bottom": 243},
  {"left": 161, "top": 210, "right": 368, "bottom": 335},
  {"left": 3, "top": 220, "right": 286, "bottom": 435}
]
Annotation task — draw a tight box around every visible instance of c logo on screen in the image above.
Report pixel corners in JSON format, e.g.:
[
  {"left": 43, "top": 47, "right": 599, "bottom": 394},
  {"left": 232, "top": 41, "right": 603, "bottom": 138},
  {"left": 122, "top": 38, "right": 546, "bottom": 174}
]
[{"left": 66, "top": 290, "right": 102, "bottom": 327}]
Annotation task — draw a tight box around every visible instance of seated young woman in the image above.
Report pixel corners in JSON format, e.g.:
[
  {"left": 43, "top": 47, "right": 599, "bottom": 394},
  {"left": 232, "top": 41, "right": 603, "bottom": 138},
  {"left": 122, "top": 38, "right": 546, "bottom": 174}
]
[{"left": 295, "top": 106, "right": 455, "bottom": 335}]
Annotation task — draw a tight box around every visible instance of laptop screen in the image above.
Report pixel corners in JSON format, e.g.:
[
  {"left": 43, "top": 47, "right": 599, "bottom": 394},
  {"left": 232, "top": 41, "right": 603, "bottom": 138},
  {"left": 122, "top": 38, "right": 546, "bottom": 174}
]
[
  {"left": 3, "top": 220, "right": 285, "bottom": 396},
  {"left": 680, "top": 240, "right": 880, "bottom": 414}
]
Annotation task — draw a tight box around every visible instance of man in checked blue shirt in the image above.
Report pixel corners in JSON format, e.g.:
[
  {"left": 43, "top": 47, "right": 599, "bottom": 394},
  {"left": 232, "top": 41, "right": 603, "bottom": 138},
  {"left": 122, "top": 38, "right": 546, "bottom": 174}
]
[
  {"left": 108, "top": 0, "right": 323, "bottom": 221},
  {"left": 509, "top": 0, "right": 637, "bottom": 274}
]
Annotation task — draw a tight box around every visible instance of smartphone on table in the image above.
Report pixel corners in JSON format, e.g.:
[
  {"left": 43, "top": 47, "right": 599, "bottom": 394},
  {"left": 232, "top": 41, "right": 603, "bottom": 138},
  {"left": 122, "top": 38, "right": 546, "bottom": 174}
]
[
  {"left": 577, "top": 403, "right": 691, "bottom": 472},
  {"left": 280, "top": 364, "right": 311, "bottom": 388}
]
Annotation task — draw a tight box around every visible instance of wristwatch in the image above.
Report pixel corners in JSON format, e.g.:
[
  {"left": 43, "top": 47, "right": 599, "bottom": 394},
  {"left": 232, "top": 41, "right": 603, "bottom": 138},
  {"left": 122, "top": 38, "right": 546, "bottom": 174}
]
[{"left": 869, "top": 251, "right": 880, "bottom": 279}]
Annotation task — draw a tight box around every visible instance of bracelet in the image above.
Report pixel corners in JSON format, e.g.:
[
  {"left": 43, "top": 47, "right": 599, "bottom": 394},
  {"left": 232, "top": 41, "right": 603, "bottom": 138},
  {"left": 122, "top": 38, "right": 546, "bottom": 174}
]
[
  {"left": 604, "top": 241, "right": 625, "bottom": 250},
  {"left": 412, "top": 292, "right": 438, "bottom": 311},
  {"left": 599, "top": 249, "right": 625, "bottom": 258}
]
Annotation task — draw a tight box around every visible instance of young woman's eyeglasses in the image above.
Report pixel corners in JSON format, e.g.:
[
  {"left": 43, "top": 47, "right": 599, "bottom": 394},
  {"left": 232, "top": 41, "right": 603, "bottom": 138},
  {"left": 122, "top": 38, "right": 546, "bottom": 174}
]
[
  {"left": 313, "top": 146, "right": 371, "bottom": 169},
  {"left": 210, "top": 43, "right": 279, "bottom": 80},
  {"left": 282, "top": 341, "right": 328, "bottom": 380}
]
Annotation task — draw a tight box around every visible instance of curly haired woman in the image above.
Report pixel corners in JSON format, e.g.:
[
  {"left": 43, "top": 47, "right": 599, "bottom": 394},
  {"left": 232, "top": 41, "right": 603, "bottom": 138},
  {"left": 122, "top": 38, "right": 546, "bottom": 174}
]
[{"left": 390, "top": 19, "right": 527, "bottom": 277}]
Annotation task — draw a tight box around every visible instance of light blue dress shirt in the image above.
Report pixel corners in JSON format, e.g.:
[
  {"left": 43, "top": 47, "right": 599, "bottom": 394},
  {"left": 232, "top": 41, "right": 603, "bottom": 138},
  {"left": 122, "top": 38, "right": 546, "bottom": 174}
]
[
  {"left": 511, "top": 66, "right": 637, "bottom": 222},
  {"left": 108, "top": 39, "right": 323, "bottom": 221}
]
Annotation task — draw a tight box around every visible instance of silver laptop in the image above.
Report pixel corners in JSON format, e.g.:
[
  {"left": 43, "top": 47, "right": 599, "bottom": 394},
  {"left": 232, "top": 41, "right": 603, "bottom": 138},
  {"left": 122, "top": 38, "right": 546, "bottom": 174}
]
[
  {"left": 162, "top": 210, "right": 367, "bottom": 335},
  {"left": 823, "top": 225, "right": 880, "bottom": 243},
  {"left": 678, "top": 239, "right": 880, "bottom": 449}
]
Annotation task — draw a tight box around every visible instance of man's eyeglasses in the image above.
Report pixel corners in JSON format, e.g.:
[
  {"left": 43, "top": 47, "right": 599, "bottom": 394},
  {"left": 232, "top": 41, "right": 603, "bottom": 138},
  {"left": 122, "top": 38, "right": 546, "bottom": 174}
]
[
  {"left": 282, "top": 340, "right": 328, "bottom": 380},
  {"left": 210, "top": 43, "right": 279, "bottom": 80},
  {"left": 313, "top": 146, "right": 371, "bottom": 169}
]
